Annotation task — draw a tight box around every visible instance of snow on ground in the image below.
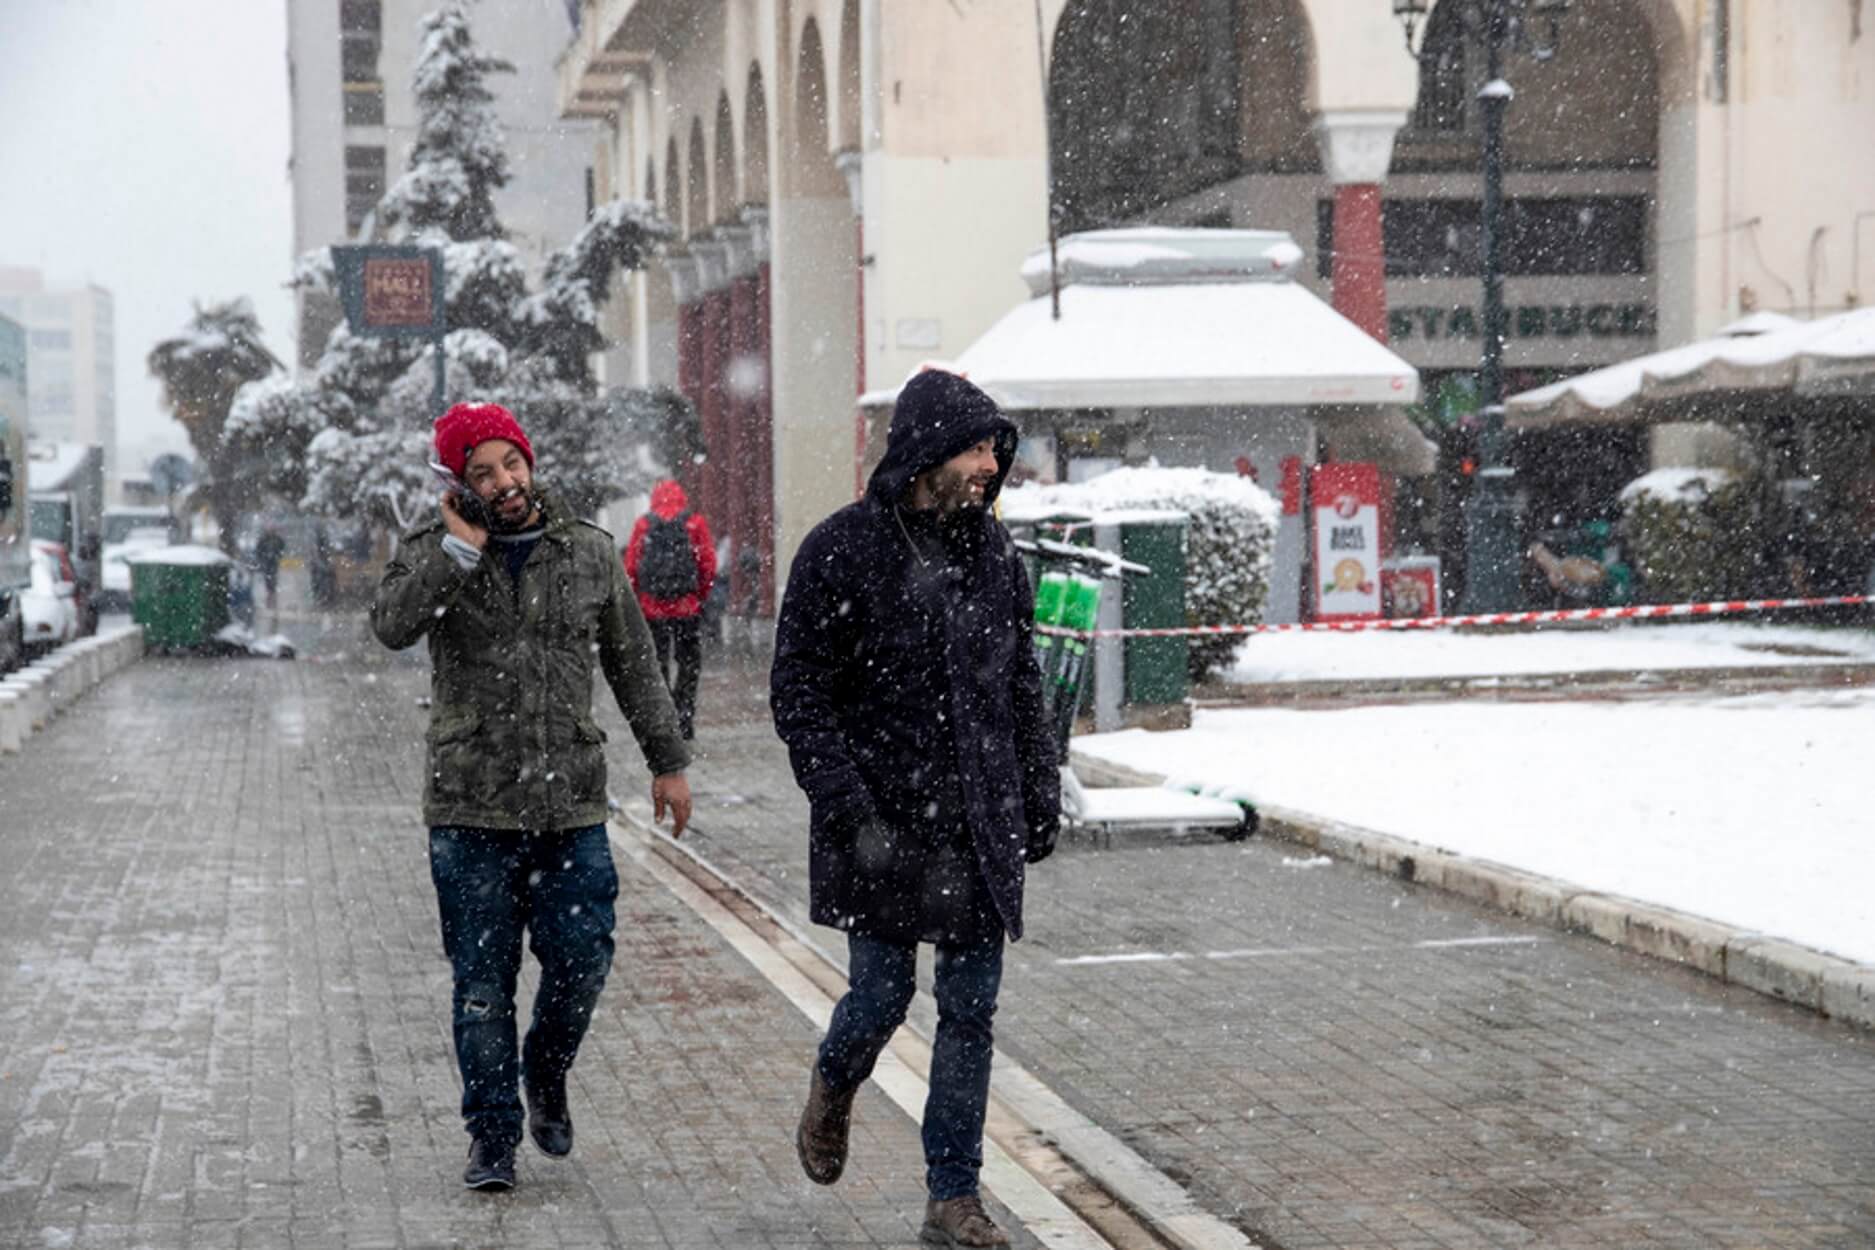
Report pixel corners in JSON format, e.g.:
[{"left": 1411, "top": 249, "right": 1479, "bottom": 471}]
[
  {"left": 1076, "top": 687, "right": 1875, "bottom": 964},
  {"left": 1230, "top": 621, "right": 1875, "bottom": 683}
]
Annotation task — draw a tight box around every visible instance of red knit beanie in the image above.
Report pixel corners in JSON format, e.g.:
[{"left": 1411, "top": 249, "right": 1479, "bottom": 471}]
[{"left": 433, "top": 403, "right": 535, "bottom": 478}]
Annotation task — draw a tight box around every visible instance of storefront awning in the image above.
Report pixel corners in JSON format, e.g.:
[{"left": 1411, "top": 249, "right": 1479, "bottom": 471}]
[{"left": 1507, "top": 308, "right": 1875, "bottom": 428}]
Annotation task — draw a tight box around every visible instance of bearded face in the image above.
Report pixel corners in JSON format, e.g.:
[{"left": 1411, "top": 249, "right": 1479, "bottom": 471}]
[
  {"left": 464, "top": 438, "right": 540, "bottom": 532},
  {"left": 920, "top": 438, "right": 1000, "bottom": 514}
]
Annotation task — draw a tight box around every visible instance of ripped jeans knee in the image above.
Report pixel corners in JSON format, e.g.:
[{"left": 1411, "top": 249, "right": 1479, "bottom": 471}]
[{"left": 455, "top": 981, "right": 516, "bottom": 1027}]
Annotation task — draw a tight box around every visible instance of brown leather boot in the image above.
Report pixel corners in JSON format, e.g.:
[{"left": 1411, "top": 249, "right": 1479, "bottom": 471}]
[
  {"left": 794, "top": 1067, "right": 857, "bottom": 1185},
  {"left": 920, "top": 1195, "right": 1010, "bottom": 1248}
]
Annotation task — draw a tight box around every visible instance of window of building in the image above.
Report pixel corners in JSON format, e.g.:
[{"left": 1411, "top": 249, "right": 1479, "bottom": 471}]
[
  {"left": 345, "top": 145, "right": 386, "bottom": 235},
  {"left": 29, "top": 329, "right": 72, "bottom": 351},
  {"left": 1316, "top": 196, "right": 1649, "bottom": 279},
  {"left": 341, "top": 0, "right": 384, "bottom": 126},
  {"left": 344, "top": 83, "right": 385, "bottom": 126}
]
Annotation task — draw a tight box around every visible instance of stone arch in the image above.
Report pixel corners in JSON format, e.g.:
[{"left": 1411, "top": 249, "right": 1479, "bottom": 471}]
[
  {"left": 836, "top": 0, "right": 861, "bottom": 151},
  {"left": 664, "top": 136, "right": 682, "bottom": 228},
  {"left": 791, "top": 17, "right": 844, "bottom": 197},
  {"left": 1049, "top": 0, "right": 1318, "bottom": 233},
  {"left": 714, "top": 90, "right": 739, "bottom": 220},
  {"left": 686, "top": 116, "right": 708, "bottom": 237},
  {"left": 1398, "top": 0, "right": 1660, "bottom": 170},
  {"left": 744, "top": 62, "right": 771, "bottom": 204}
]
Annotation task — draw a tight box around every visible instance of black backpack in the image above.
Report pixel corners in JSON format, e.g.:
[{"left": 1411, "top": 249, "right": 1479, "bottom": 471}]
[{"left": 639, "top": 512, "right": 699, "bottom": 598}]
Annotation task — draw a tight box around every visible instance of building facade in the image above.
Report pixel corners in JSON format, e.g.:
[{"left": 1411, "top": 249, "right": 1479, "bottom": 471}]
[
  {"left": 558, "top": 0, "right": 1875, "bottom": 600},
  {"left": 0, "top": 268, "right": 117, "bottom": 479},
  {"left": 287, "top": 0, "right": 600, "bottom": 368}
]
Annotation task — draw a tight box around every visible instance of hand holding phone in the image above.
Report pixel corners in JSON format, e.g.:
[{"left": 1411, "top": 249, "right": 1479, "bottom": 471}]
[{"left": 430, "top": 460, "right": 494, "bottom": 546}]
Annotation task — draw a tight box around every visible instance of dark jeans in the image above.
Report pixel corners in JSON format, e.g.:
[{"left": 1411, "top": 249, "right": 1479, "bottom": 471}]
[
  {"left": 817, "top": 931, "right": 1005, "bottom": 1200},
  {"left": 649, "top": 615, "right": 702, "bottom": 738},
  {"left": 428, "top": 825, "right": 619, "bottom": 1145}
]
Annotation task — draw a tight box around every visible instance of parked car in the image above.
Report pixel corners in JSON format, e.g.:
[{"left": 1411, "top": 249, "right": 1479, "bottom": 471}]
[{"left": 22, "top": 540, "right": 81, "bottom": 655}]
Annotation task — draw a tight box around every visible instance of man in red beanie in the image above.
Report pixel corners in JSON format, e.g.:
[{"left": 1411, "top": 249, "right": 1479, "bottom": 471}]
[{"left": 372, "top": 402, "right": 693, "bottom": 1192}]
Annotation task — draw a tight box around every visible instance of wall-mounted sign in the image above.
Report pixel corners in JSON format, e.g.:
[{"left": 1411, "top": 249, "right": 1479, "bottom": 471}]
[{"left": 1388, "top": 302, "right": 1656, "bottom": 343}]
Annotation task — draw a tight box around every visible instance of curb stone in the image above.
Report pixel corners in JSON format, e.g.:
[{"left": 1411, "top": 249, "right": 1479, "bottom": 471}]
[
  {"left": 1071, "top": 749, "right": 1875, "bottom": 1032},
  {"left": 1200, "top": 660, "right": 1875, "bottom": 706}
]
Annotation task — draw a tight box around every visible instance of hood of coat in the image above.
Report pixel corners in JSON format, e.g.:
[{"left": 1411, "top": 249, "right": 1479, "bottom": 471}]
[
  {"left": 649, "top": 479, "right": 690, "bottom": 519},
  {"left": 866, "top": 370, "right": 1018, "bottom": 511}
]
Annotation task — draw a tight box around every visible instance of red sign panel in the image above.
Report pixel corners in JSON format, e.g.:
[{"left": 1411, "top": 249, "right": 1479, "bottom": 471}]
[{"left": 361, "top": 258, "right": 435, "bottom": 328}]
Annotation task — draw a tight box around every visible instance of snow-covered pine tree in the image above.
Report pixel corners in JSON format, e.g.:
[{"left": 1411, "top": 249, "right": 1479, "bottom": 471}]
[{"left": 247, "top": 2, "right": 674, "bottom": 531}]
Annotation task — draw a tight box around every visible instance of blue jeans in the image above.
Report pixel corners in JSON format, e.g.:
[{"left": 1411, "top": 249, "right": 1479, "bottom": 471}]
[
  {"left": 428, "top": 825, "right": 619, "bottom": 1144},
  {"left": 817, "top": 931, "right": 1005, "bottom": 1200}
]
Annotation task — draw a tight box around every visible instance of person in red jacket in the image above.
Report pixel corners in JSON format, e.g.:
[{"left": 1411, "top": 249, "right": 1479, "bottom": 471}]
[{"left": 624, "top": 479, "right": 717, "bottom": 740}]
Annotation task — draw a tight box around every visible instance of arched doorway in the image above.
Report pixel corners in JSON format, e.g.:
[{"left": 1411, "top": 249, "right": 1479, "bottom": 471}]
[
  {"left": 714, "top": 92, "right": 738, "bottom": 223},
  {"left": 1048, "top": 0, "right": 1316, "bottom": 234}
]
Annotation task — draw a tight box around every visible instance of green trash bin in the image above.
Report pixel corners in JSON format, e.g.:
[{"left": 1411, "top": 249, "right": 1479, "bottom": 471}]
[{"left": 129, "top": 547, "right": 232, "bottom": 649}]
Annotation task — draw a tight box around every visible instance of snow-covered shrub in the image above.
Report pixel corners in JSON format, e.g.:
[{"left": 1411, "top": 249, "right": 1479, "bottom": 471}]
[
  {"left": 1003, "top": 465, "right": 1278, "bottom": 681},
  {"left": 1618, "top": 467, "right": 1773, "bottom": 602}
]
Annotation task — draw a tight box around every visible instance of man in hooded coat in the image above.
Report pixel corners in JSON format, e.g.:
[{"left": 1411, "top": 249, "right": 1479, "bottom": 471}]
[{"left": 770, "top": 369, "right": 1060, "bottom": 1249}]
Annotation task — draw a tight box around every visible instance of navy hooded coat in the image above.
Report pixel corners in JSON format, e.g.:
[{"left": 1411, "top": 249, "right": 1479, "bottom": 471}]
[{"left": 770, "top": 370, "right": 1060, "bottom": 945}]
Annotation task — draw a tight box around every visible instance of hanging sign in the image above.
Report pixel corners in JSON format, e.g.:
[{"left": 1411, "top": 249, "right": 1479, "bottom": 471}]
[{"left": 332, "top": 245, "right": 444, "bottom": 337}]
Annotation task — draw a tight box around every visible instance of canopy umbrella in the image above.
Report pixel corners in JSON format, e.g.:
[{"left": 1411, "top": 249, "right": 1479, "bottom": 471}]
[{"left": 1507, "top": 308, "right": 1875, "bottom": 428}]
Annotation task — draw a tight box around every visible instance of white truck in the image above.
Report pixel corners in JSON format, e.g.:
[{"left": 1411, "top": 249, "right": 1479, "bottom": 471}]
[{"left": 27, "top": 440, "right": 105, "bottom": 636}]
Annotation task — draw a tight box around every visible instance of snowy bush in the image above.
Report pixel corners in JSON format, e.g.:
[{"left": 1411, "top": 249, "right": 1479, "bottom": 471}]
[
  {"left": 1003, "top": 465, "right": 1278, "bottom": 681},
  {"left": 1618, "top": 467, "right": 1773, "bottom": 602}
]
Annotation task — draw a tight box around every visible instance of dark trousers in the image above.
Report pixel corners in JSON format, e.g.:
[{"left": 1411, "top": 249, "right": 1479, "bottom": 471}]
[
  {"left": 649, "top": 615, "right": 702, "bottom": 738},
  {"left": 817, "top": 931, "right": 1005, "bottom": 1200},
  {"left": 428, "top": 825, "right": 619, "bottom": 1145}
]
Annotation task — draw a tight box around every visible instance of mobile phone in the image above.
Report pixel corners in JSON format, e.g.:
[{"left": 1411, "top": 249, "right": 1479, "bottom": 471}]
[{"left": 428, "top": 460, "right": 496, "bottom": 530}]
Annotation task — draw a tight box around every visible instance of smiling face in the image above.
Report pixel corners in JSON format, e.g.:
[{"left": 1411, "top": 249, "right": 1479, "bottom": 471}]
[
  {"left": 913, "top": 437, "right": 1000, "bottom": 514},
  {"left": 464, "top": 438, "right": 538, "bottom": 531}
]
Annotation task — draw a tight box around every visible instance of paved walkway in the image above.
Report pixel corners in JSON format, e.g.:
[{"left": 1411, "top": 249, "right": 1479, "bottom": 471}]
[
  {"left": 3, "top": 588, "right": 1872, "bottom": 1250},
  {"left": 0, "top": 644, "right": 1037, "bottom": 1249},
  {"left": 655, "top": 658, "right": 1875, "bottom": 1250}
]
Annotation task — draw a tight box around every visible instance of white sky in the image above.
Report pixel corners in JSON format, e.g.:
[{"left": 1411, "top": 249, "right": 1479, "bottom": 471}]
[{"left": 0, "top": 0, "right": 295, "bottom": 470}]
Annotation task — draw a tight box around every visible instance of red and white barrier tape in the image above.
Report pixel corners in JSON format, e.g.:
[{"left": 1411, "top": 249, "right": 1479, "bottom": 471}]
[{"left": 1035, "top": 594, "right": 1872, "bottom": 639}]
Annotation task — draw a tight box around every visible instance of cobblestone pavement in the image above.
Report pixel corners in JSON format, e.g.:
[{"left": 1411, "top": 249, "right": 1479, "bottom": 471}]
[
  {"left": 0, "top": 635, "right": 1041, "bottom": 1249},
  {"left": 647, "top": 657, "right": 1875, "bottom": 1250}
]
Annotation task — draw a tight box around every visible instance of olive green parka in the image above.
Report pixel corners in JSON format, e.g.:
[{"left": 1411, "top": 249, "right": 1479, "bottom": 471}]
[{"left": 371, "top": 493, "right": 690, "bottom": 831}]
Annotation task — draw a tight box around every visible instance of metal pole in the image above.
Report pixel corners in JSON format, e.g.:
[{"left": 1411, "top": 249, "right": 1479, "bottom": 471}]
[
  {"left": 1460, "top": 0, "right": 1521, "bottom": 612},
  {"left": 431, "top": 330, "right": 446, "bottom": 419},
  {"left": 1035, "top": 0, "right": 1062, "bottom": 321}
]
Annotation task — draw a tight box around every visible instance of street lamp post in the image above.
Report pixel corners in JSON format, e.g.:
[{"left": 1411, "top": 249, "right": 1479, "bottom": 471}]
[{"left": 1393, "top": 0, "right": 1567, "bottom": 612}]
